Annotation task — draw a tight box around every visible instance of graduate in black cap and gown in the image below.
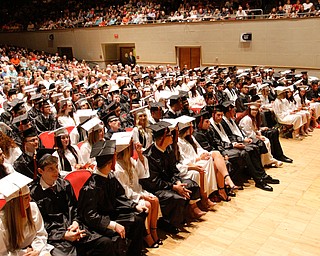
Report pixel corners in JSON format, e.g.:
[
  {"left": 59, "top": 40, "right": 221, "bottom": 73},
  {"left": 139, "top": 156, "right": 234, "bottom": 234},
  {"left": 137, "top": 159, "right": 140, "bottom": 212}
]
[
  {"left": 30, "top": 154, "right": 115, "bottom": 256},
  {"left": 78, "top": 140, "right": 147, "bottom": 256},
  {"left": 140, "top": 121, "right": 202, "bottom": 233}
]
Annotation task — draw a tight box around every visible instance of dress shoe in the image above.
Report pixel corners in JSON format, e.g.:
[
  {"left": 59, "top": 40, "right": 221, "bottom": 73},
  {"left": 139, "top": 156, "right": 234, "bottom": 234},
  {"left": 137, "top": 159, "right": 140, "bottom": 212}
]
[
  {"left": 157, "top": 218, "right": 179, "bottom": 234},
  {"left": 262, "top": 175, "right": 280, "bottom": 184},
  {"left": 255, "top": 181, "right": 273, "bottom": 192},
  {"left": 276, "top": 155, "right": 293, "bottom": 163}
]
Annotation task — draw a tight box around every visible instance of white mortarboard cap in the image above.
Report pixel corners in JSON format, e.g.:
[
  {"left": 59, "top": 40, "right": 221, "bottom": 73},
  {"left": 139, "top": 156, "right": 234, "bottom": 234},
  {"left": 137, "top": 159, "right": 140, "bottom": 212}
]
[
  {"left": 50, "top": 127, "right": 69, "bottom": 137},
  {"left": 173, "top": 115, "right": 196, "bottom": 130},
  {"left": 158, "top": 90, "right": 171, "bottom": 100},
  {"left": 24, "top": 85, "right": 37, "bottom": 93},
  {"left": 295, "top": 74, "right": 302, "bottom": 78},
  {"left": 129, "top": 105, "right": 148, "bottom": 115},
  {"left": 51, "top": 92, "right": 64, "bottom": 98},
  {"left": 58, "top": 97, "right": 72, "bottom": 104},
  {"left": 154, "top": 79, "right": 164, "bottom": 87},
  {"left": 258, "top": 83, "right": 270, "bottom": 91},
  {"left": 110, "top": 131, "right": 133, "bottom": 152},
  {"left": 274, "top": 86, "right": 288, "bottom": 94},
  {"left": 76, "top": 109, "right": 98, "bottom": 124},
  {"left": 280, "top": 70, "right": 292, "bottom": 75},
  {"left": 161, "top": 118, "right": 179, "bottom": 129},
  {"left": 81, "top": 117, "right": 103, "bottom": 132},
  {"left": 75, "top": 97, "right": 89, "bottom": 107},
  {"left": 109, "top": 86, "right": 120, "bottom": 94},
  {"left": 293, "top": 79, "right": 303, "bottom": 86},
  {"left": 0, "top": 172, "right": 32, "bottom": 205},
  {"left": 187, "top": 80, "right": 197, "bottom": 89},
  {"left": 62, "top": 84, "right": 72, "bottom": 92},
  {"left": 224, "top": 77, "right": 231, "bottom": 84}
]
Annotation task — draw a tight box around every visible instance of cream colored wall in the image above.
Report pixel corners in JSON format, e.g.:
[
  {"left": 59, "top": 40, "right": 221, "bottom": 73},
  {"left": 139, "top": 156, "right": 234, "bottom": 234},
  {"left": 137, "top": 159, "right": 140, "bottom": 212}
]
[{"left": 1, "top": 18, "right": 319, "bottom": 72}]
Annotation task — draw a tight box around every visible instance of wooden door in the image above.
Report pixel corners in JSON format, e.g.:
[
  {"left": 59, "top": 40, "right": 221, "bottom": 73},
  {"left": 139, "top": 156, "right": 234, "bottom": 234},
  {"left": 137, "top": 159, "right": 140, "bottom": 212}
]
[{"left": 178, "top": 47, "right": 200, "bottom": 69}]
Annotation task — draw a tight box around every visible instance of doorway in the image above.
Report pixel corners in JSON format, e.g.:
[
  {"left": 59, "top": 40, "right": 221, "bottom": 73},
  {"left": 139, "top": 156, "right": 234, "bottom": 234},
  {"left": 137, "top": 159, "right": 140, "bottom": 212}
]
[
  {"left": 102, "top": 43, "right": 135, "bottom": 65},
  {"left": 177, "top": 47, "right": 201, "bottom": 70},
  {"left": 57, "top": 47, "right": 73, "bottom": 60}
]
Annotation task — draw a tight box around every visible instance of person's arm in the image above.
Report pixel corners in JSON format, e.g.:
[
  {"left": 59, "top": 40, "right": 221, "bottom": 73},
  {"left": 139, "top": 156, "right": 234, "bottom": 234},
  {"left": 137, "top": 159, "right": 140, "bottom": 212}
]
[{"left": 29, "top": 202, "right": 54, "bottom": 255}]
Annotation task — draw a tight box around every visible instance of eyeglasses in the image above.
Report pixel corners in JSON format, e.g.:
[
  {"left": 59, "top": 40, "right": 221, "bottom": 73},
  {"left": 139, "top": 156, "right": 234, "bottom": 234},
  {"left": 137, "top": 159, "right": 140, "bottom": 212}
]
[{"left": 26, "top": 138, "right": 38, "bottom": 143}]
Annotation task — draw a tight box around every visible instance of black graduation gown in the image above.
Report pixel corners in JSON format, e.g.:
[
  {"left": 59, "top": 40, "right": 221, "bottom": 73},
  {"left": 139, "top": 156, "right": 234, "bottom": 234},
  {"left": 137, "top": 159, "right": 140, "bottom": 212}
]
[
  {"left": 140, "top": 144, "right": 201, "bottom": 227},
  {"left": 78, "top": 172, "right": 145, "bottom": 256},
  {"left": 29, "top": 178, "right": 112, "bottom": 256},
  {"left": 163, "top": 110, "right": 180, "bottom": 119},
  {"left": 28, "top": 107, "right": 42, "bottom": 120},
  {"left": 216, "top": 90, "right": 229, "bottom": 105},
  {"left": 34, "top": 114, "right": 58, "bottom": 134},
  {"left": 13, "top": 152, "right": 38, "bottom": 179},
  {"left": 235, "top": 93, "right": 250, "bottom": 113}
]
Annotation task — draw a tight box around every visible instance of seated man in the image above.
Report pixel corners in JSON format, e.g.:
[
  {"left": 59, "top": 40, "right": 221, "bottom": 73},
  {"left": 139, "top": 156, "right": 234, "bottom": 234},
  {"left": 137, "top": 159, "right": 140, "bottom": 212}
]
[
  {"left": 78, "top": 140, "right": 147, "bottom": 256},
  {"left": 34, "top": 99, "right": 58, "bottom": 133},
  {"left": 209, "top": 104, "right": 280, "bottom": 191},
  {"left": 140, "top": 121, "right": 202, "bottom": 233},
  {"left": 30, "top": 154, "right": 114, "bottom": 256},
  {"left": 13, "top": 127, "right": 40, "bottom": 180}
]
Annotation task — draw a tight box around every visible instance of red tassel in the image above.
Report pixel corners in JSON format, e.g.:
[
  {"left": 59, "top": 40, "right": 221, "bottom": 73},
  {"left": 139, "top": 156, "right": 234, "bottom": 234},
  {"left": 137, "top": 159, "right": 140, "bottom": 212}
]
[
  {"left": 19, "top": 190, "right": 26, "bottom": 218},
  {"left": 33, "top": 154, "right": 37, "bottom": 180}
]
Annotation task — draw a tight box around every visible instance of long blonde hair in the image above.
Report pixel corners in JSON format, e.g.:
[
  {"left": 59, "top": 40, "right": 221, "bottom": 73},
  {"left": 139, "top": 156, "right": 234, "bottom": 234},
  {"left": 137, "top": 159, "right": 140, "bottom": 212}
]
[
  {"left": 117, "top": 146, "right": 133, "bottom": 183},
  {"left": 2, "top": 195, "right": 35, "bottom": 252}
]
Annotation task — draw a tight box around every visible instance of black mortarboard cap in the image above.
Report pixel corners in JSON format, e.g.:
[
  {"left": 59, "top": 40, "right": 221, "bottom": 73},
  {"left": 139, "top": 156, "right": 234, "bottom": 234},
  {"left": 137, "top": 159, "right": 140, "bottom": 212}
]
[
  {"left": 214, "top": 104, "right": 224, "bottom": 112},
  {"left": 251, "top": 94, "right": 261, "bottom": 103},
  {"left": 148, "top": 121, "right": 171, "bottom": 139},
  {"left": 30, "top": 93, "right": 43, "bottom": 101},
  {"left": 22, "top": 127, "right": 37, "bottom": 138},
  {"left": 37, "top": 148, "right": 56, "bottom": 163},
  {"left": 149, "top": 102, "right": 164, "bottom": 111},
  {"left": 222, "top": 100, "right": 235, "bottom": 113},
  {"left": 12, "top": 113, "right": 29, "bottom": 125},
  {"left": 9, "top": 98, "right": 25, "bottom": 113},
  {"left": 194, "top": 111, "right": 211, "bottom": 125},
  {"left": 90, "top": 140, "right": 116, "bottom": 168}
]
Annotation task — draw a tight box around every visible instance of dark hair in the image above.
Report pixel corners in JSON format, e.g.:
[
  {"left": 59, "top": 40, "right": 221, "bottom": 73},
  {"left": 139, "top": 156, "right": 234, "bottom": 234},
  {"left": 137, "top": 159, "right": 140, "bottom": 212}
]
[
  {"left": 38, "top": 155, "right": 58, "bottom": 170},
  {"left": 55, "top": 136, "right": 79, "bottom": 165},
  {"left": 286, "top": 91, "right": 296, "bottom": 104},
  {"left": 244, "top": 107, "right": 262, "bottom": 129},
  {"left": 179, "top": 126, "right": 197, "bottom": 154}
]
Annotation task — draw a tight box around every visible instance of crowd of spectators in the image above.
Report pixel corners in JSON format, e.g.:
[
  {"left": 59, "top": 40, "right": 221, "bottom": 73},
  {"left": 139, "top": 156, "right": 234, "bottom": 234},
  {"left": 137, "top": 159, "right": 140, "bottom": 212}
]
[{"left": 4, "top": 0, "right": 320, "bottom": 32}]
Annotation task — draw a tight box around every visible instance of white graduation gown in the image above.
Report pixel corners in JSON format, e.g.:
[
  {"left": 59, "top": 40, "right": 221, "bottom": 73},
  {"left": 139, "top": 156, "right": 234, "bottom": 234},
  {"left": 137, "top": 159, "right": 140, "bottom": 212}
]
[
  {"left": 239, "top": 115, "right": 278, "bottom": 166},
  {"left": 177, "top": 136, "right": 217, "bottom": 195},
  {"left": 0, "top": 202, "right": 53, "bottom": 256}
]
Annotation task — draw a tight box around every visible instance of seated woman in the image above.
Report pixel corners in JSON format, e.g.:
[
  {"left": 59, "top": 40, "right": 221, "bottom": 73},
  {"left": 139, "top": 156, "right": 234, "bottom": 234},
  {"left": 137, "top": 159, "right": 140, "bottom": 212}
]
[
  {"left": 286, "top": 88, "right": 311, "bottom": 136},
  {"left": 239, "top": 103, "right": 283, "bottom": 167},
  {"left": 81, "top": 117, "right": 105, "bottom": 165},
  {"left": 57, "top": 98, "right": 79, "bottom": 144},
  {"left": 273, "top": 87, "right": 305, "bottom": 140},
  {"left": 294, "top": 85, "right": 316, "bottom": 131},
  {"left": 132, "top": 106, "right": 153, "bottom": 151},
  {"left": 112, "top": 132, "right": 161, "bottom": 248},
  {"left": 176, "top": 116, "right": 237, "bottom": 203},
  {"left": 52, "top": 127, "right": 84, "bottom": 175},
  {"left": 0, "top": 172, "right": 53, "bottom": 256}
]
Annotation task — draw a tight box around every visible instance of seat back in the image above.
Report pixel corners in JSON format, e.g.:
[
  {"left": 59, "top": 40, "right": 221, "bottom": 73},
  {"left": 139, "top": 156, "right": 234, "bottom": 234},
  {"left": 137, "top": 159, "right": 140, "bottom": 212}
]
[
  {"left": 64, "top": 170, "right": 92, "bottom": 200},
  {"left": 39, "top": 131, "right": 55, "bottom": 148}
]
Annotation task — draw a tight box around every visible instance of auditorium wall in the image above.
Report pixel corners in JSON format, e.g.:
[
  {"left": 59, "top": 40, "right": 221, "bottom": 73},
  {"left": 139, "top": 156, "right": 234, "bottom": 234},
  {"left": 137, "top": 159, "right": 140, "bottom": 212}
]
[{"left": 0, "top": 18, "right": 319, "bottom": 72}]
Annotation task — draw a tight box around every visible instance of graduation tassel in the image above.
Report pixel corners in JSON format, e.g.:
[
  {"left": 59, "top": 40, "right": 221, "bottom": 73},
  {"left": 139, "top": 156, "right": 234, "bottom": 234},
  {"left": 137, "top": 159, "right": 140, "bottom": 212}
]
[
  {"left": 198, "top": 116, "right": 203, "bottom": 130},
  {"left": 19, "top": 190, "right": 26, "bottom": 218},
  {"left": 33, "top": 153, "right": 38, "bottom": 180}
]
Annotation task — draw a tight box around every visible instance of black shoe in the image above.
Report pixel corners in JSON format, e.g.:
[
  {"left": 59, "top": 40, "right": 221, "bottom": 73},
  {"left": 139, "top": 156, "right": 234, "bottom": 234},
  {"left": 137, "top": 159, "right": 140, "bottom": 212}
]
[
  {"left": 157, "top": 218, "right": 179, "bottom": 234},
  {"left": 262, "top": 175, "right": 280, "bottom": 184},
  {"left": 255, "top": 181, "right": 273, "bottom": 191},
  {"left": 276, "top": 155, "right": 293, "bottom": 163}
]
